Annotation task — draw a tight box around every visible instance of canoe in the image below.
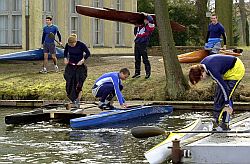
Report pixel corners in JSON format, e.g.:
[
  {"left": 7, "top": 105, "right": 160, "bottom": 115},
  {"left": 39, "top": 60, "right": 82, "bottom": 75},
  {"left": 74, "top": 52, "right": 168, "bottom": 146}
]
[
  {"left": 144, "top": 118, "right": 202, "bottom": 164},
  {"left": 70, "top": 105, "right": 173, "bottom": 130},
  {"left": 177, "top": 49, "right": 242, "bottom": 63},
  {"left": 0, "top": 47, "right": 64, "bottom": 61},
  {"left": 75, "top": 5, "right": 186, "bottom": 32}
]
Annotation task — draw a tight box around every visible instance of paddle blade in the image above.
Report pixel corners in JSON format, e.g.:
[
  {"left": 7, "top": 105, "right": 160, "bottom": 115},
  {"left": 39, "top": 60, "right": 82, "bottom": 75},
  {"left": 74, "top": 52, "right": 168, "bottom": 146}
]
[{"left": 131, "top": 126, "right": 166, "bottom": 138}]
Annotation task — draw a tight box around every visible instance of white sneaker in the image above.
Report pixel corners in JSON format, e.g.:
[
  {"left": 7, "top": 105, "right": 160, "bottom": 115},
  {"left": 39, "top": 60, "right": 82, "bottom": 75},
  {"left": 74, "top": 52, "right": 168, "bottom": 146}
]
[
  {"left": 39, "top": 67, "right": 47, "bottom": 73},
  {"left": 54, "top": 65, "right": 59, "bottom": 72}
]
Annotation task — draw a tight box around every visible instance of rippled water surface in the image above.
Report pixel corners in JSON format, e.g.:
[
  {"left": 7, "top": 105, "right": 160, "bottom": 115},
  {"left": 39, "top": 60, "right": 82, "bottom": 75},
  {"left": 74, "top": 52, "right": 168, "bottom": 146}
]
[{"left": 0, "top": 107, "right": 240, "bottom": 163}]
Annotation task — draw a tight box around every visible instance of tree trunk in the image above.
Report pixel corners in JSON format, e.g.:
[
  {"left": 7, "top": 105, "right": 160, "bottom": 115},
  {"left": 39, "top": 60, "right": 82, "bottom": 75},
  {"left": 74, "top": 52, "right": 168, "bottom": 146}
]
[
  {"left": 239, "top": 0, "right": 247, "bottom": 46},
  {"left": 215, "top": 0, "right": 233, "bottom": 46},
  {"left": 154, "top": 0, "right": 190, "bottom": 100},
  {"left": 195, "top": 0, "right": 209, "bottom": 41}
]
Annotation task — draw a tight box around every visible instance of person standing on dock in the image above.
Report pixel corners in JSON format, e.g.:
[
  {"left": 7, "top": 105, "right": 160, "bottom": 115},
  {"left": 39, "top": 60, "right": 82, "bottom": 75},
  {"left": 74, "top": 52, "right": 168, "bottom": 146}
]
[
  {"left": 132, "top": 15, "right": 155, "bottom": 79},
  {"left": 189, "top": 55, "right": 245, "bottom": 131},
  {"left": 204, "top": 14, "right": 227, "bottom": 55},
  {"left": 64, "top": 34, "right": 90, "bottom": 108},
  {"left": 40, "top": 16, "right": 62, "bottom": 73},
  {"left": 92, "top": 68, "right": 130, "bottom": 110}
]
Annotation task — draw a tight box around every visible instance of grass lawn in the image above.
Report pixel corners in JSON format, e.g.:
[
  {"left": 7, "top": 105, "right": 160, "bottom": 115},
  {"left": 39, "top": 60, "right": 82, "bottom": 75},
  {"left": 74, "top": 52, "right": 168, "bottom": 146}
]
[{"left": 0, "top": 47, "right": 250, "bottom": 102}]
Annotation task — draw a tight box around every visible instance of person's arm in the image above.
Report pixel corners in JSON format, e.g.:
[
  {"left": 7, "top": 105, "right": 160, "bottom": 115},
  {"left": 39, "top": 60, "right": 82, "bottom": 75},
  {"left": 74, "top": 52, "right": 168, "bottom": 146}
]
[
  {"left": 110, "top": 74, "right": 125, "bottom": 105},
  {"left": 41, "top": 29, "right": 45, "bottom": 45},
  {"left": 56, "top": 31, "right": 62, "bottom": 42},
  {"left": 136, "top": 23, "right": 155, "bottom": 38},
  {"left": 82, "top": 43, "right": 91, "bottom": 60},
  {"left": 63, "top": 44, "right": 69, "bottom": 65},
  {"left": 205, "top": 31, "right": 210, "bottom": 43},
  {"left": 222, "top": 32, "right": 227, "bottom": 49}
]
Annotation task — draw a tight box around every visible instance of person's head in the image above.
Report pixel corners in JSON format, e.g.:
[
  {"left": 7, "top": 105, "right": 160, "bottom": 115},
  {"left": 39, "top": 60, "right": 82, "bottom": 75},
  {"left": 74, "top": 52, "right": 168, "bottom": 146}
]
[
  {"left": 144, "top": 15, "right": 153, "bottom": 24},
  {"left": 119, "top": 68, "right": 130, "bottom": 80},
  {"left": 45, "top": 16, "right": 53, "bottom": 26},
  {"left": 210, "top": 14, "right": 218, "bottom": 24},
  {"left": 189, "top": 64, "right": 207, "bottom": 85},
  {"left": 68, "top": 34, "right": 77, "bottom": 47}
]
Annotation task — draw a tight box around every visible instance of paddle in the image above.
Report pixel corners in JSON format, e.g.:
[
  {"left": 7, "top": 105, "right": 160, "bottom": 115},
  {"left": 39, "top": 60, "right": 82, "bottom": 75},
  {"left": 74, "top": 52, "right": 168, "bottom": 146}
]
[
  {"left": 131, "top": 126, "right": 250, "bottom": 138},
  {"left": 48, "top": 32, "right": 64, "bottom": 48}
]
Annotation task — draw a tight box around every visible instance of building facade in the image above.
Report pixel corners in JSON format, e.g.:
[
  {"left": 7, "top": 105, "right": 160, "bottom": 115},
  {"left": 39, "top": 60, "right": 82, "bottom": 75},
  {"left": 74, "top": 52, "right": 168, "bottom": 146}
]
[{"left": 0, "top": 0, "right": 137, "bottom": 55}]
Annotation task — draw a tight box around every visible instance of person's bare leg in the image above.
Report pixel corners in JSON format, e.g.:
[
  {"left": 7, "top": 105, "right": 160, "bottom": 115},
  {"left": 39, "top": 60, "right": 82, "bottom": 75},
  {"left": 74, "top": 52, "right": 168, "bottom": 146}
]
[
  {"left": 43, "top": 53, "right": 48, "bottom": 68},
  {"left": 51, "top": 54, "right": 57, "bottom": 66}
]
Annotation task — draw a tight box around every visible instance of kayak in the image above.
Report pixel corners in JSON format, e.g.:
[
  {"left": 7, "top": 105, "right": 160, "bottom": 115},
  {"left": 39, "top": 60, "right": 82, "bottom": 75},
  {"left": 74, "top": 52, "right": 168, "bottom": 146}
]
[
  {"left": 75, "top": 5, "right": 186, "bottom": 32},
  {"left": 0, "top": 48, "right": 64, "bottom": 61},
  {"left": 70, "top": 105, "right": 173, "bottom": 129},
  {"left": 144, "top": 118, "right": 202, "bottom": 164},
  {"left": 178, "top": 49, "right": 242, "bottom": 63}
]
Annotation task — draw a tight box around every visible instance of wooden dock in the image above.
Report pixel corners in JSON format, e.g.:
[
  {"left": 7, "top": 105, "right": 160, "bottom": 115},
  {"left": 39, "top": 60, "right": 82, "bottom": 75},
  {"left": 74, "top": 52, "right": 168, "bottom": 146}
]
[{"left": 1, "top": 100, "right": 250, "bottom": 111}]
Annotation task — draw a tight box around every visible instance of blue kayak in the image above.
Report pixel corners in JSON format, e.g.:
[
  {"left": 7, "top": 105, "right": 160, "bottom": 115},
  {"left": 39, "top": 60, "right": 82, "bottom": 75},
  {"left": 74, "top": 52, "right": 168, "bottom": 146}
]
[
  {"left": 70, "top": 105, "right": 173, "bottom": 129},
  {"left": 0, "top": 48, "right": 64, "bottom": 61}
]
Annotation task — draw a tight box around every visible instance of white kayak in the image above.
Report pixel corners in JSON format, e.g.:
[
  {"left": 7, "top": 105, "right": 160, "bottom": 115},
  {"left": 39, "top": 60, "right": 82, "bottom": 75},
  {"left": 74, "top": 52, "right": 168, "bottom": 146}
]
[{"left": 145, "top": 118, "right": 202, "bottom": 164}]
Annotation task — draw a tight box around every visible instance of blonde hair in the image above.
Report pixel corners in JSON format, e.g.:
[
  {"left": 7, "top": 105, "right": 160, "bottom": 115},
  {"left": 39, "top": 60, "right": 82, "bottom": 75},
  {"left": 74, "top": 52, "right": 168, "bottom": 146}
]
[{"left": 68, "top": 33, "right": 77, "bottom": 44}]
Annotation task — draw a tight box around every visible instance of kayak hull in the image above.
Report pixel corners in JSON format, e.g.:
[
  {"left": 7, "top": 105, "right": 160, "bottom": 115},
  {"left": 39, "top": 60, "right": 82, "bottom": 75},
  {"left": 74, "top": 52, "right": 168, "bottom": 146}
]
[
  {"left": 0, "top": 48, "right": 64, "bottom": 61},
  {"left": 70, "top": 105, "right": 173, "bottom": 129},
  {"left": 75, "top": 5, "right": 186, "bottom": 32}
]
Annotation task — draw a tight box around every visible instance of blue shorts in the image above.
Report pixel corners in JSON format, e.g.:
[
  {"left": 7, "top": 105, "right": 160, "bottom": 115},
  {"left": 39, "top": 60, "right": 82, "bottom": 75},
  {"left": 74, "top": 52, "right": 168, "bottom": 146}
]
[{"left": 43, "top": 43, "right": 56, "bottom": 54}]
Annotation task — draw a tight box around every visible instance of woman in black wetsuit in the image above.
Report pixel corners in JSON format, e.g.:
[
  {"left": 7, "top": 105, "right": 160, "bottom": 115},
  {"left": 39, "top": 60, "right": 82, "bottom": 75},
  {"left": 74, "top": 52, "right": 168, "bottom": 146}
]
[{"left": 63, "top": 34, "right": 90, "bottom": 108}]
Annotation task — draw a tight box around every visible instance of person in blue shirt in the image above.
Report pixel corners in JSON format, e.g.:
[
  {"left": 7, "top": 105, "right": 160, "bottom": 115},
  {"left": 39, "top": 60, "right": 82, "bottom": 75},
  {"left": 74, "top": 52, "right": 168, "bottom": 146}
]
[
  {"left": 40, "top": 16, "right": 62, "bottom": 73},
  {"left": 204, "top": 14, "right": 227, "bottom": 55},
  {"left": 92, "top": 68, "right": 130, "bottom": 110},
  {"left": 132, "top": 15, "right": 155, "bottom": 79},
  {"left": 64, "top": 34, "right": 90, "bottom": 109},
  {"left": 189, "top": 55, "right": 245, "bottom": 130}
]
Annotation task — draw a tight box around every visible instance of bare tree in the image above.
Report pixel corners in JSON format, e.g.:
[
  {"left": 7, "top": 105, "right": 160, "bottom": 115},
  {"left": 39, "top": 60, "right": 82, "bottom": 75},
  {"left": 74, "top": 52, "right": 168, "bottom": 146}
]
[
  {"left": 215, "top": 0, "right": 233, "bottom": 46},
  {"left": 195, "top": 0, "right": 209, "bottom": 41},
  {"left": 239, "top": 0, "right": 247, "bottom": 45},
  {"left": 154, "top": 0, "right": 190, "bottom": 100}
]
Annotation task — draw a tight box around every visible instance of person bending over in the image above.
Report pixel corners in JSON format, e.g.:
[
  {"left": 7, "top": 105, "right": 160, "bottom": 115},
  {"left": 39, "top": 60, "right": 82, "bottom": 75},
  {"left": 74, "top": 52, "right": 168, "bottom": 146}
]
[{"left": 189, "top": 54, "right": 245, "bottom": 130}]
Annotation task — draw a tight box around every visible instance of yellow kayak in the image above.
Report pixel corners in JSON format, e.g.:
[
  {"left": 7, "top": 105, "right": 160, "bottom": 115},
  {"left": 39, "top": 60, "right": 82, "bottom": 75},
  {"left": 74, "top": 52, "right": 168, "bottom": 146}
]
[{"left": 144, "top": 118, "right": 202, "bottom": 164}]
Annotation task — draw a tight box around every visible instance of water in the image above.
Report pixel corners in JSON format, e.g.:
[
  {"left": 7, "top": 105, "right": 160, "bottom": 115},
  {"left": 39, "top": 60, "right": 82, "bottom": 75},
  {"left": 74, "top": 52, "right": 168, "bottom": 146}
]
[{"left": 0, "top": 107, "right": 241, "bottom": 163}]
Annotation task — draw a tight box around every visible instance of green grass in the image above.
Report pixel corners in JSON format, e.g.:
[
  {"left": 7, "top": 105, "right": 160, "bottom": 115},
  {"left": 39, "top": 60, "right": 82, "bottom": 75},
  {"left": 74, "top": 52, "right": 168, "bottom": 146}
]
[{"left": 0, "top": 49, "right": 250, "bottom": 102}]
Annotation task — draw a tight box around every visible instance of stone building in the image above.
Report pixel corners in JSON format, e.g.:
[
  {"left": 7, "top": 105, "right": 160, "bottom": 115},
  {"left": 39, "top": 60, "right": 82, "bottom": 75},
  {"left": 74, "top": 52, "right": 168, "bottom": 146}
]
[{"left": 0, "top": 0, "right": 136, "bottom": 55}]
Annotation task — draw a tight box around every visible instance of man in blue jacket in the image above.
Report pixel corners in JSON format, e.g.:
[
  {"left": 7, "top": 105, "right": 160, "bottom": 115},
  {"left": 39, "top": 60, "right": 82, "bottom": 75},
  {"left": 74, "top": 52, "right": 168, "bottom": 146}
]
[
  {"left": 204, "top": 14, "right": 227, "bottom": 54},
  {"left": 40, "top": 16, "right": 62, "bottom": 73},
  {"left": 92, "top": 68, "right": 130, "bottom": 110},
  {"left": 189, "top": 55, "right": 245, "bottom": 130}
]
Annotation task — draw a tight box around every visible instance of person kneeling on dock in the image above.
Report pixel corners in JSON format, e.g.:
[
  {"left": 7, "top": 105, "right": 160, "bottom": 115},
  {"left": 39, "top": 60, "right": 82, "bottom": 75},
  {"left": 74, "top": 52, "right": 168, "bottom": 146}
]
[
  {"left": 64, "top": 34, "right": 90, "bottom": 109},
  {"left": 189, "top": 54, "right": 245, "bottom": 131},
  {"left": 92, "top": 68, "right": 130, "bottom": 110}
]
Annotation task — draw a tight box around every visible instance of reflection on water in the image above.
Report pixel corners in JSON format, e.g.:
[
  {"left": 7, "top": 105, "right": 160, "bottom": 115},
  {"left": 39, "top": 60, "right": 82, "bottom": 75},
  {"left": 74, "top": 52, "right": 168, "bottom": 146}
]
[{"left": 0, "top": 107, "right": 235, "bottom": 163}]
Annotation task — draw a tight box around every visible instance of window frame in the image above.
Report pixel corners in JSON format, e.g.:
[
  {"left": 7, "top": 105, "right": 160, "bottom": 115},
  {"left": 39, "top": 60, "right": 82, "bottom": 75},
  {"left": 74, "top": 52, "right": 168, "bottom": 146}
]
[{"left": 0, "top": 0, "right": 22, "bottom": 47}]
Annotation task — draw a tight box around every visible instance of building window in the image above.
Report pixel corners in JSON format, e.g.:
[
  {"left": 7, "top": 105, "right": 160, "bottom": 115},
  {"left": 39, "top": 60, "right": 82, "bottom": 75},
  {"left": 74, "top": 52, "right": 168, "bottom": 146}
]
[
  {"left": 42, "top": 0, "right": 55, "bottom": 24},
  {"left": 115, "top": 0, "right": 123, "bottom": 46},
  {"left": 69, "top": 0, "right": 80, "bottom": 38},
  {"left": 93, "top": 0, "right": 103, "bottom": 46},
  {"left": 0, "top": 0, "right": 22, "bottom": 46}
]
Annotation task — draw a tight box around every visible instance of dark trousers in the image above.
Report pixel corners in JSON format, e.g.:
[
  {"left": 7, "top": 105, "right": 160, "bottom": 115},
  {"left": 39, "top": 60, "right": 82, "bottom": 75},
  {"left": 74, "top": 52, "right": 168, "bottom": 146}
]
[
  {"left": 134, "top": 43, "right": 151, "bottom": 75},
  {"left": 213, "top": 80, "right": 238, "bottom": 123},
  {"left": 95, "top": 83, "right": 123, "bottom": 103},
  {"left": 64, "top": 64, "right": 87, "bottom": 102}
]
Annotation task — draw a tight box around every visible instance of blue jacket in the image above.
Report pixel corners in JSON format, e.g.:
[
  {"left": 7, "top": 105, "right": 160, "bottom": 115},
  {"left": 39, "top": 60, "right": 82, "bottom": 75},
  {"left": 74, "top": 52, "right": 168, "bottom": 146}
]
[
  {"left": 94, "top": 72, "right": 125, "bottom": 105},
  {"left": 201, "top": 54, "right": 237, "bottom": 104},
  {"left": 41, "top": 25, "right": 61, "bottom": 44}
]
